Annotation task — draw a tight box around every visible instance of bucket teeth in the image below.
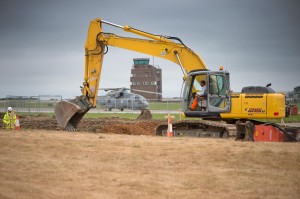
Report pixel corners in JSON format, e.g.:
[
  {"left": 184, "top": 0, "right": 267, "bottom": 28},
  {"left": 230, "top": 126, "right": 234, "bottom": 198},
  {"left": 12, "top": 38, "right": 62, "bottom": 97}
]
[{"left": 55, "top": 95, "right": 92, "bottom": 131}]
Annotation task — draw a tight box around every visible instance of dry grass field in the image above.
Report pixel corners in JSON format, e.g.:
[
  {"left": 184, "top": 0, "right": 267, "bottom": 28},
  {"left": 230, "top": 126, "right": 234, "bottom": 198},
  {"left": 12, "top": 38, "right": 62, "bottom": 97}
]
[{"left": 0, "top": 129, "right": 299, "bottom": 199}]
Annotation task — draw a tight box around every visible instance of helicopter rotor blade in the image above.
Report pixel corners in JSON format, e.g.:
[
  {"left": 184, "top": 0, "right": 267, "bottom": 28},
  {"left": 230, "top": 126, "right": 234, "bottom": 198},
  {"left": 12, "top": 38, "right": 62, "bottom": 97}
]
[
  {"left": 130, "top": 88, "right": 162, "bottom": 95},
  {"left": 99, "top": 87, "right": 161, "bottom": 95},
  {"left": 99, "top": 87, "right": 130, "bottom": 91}
]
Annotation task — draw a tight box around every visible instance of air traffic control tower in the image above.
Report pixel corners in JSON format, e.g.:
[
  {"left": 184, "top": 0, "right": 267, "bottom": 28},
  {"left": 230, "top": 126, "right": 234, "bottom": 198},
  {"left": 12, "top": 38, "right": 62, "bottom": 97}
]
[{"left": 130, "top": 58, "right": 162, "bottom": 101}]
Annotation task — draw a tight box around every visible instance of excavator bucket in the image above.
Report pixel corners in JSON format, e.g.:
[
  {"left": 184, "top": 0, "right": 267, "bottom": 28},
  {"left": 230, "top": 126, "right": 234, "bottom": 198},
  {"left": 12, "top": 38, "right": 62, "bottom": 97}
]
[{"left": 55, "top": 95, "right": 92, "bottom": 131}]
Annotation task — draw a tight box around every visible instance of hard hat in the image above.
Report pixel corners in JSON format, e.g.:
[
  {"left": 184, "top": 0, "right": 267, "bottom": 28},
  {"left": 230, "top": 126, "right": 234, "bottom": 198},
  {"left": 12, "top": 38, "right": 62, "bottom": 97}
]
[{"left": 7, "top": 107, "right": 12, "bottom": 111}]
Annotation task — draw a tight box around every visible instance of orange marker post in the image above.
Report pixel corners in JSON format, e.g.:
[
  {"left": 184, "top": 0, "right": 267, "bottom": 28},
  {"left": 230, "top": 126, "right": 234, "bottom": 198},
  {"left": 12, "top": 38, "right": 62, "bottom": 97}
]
[
  {"left": 15, "top": 115, "right": 21, "bottom": 130},
  {"left": 164, "top": 113, "right": 174, "bottom": 137}
]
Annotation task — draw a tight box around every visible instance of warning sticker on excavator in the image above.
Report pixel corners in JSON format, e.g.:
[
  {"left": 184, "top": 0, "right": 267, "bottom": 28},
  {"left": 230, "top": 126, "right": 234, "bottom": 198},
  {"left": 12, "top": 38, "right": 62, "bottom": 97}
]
[
  {"left": 245, "top": 108, "right": 265, "bottom": 113},
  {"left": 89, "top": 77, "right": 97, "bottom": 82}
]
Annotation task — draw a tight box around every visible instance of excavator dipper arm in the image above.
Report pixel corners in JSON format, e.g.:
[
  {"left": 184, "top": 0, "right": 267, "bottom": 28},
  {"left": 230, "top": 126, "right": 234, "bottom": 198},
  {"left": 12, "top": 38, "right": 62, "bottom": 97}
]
[{"left": 55, "top": 19, "right": 105, "bottom": 131}]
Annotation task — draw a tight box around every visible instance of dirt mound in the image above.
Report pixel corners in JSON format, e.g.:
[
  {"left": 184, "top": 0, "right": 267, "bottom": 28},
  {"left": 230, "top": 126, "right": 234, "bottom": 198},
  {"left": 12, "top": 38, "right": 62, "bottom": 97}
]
[
  {"left": 96, "top": 120, "right": 159, "bottom": 135},
  {"left": 78, "top": 118, "right": 162, "bottom": 135},
  {"left": 136, "top": 109, "right": 152, "bottom": 120},
  {"left": 18, "top": 115, "right": 164, "bottom": 135},
  {"left": 0, "top": 112, "right": 5, "bottom": 119}
]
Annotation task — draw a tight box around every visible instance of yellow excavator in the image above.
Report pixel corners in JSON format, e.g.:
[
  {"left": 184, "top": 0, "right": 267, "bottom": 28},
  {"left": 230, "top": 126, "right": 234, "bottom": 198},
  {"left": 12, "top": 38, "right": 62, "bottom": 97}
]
[{"left": 55, "top": 18, "right": 293, "bottom": 140}]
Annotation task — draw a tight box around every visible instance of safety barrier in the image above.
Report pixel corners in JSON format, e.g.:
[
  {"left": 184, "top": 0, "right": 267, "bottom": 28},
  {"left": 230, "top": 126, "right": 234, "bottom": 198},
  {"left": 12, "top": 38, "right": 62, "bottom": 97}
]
[
  {"left": 0, "top": 96, "right": 182, "bottom": 113},
  {"left": 0, "top": 95, "right": 62, "bottom": 113},
  {"left": 2, "top": 95, "right": 297, "bottom": 114}
]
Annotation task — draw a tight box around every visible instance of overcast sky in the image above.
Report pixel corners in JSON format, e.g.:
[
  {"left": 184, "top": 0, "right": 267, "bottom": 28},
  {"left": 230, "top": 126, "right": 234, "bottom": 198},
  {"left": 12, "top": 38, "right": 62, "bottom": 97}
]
[{"left": 0, "top": 0, "right": 299, "bottom": 99}]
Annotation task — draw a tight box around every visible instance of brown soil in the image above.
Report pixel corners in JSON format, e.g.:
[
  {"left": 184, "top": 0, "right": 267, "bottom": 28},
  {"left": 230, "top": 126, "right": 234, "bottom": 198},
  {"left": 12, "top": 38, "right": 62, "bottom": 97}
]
[{"left": 17, "top": 115, "right": 163, "bottom": 135}]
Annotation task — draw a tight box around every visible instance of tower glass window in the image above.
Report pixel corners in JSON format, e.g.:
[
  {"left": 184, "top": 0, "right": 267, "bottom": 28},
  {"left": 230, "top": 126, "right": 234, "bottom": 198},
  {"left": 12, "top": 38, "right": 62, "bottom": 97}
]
[{"left": 133, "top": 58, "right": 150, "bottom": 65}]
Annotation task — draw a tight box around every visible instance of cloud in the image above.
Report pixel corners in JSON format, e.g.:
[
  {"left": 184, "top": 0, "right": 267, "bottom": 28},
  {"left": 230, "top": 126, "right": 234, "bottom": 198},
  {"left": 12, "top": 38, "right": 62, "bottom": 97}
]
[{"left": 0, "top": 0, "right": 299, "bottom": 99}]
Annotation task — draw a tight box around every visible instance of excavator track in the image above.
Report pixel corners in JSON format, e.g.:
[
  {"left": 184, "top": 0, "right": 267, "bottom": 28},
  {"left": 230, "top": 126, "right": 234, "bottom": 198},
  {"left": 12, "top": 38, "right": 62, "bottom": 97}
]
[{"left": 155, "top": 120, "right": 236, "bottom": 138}]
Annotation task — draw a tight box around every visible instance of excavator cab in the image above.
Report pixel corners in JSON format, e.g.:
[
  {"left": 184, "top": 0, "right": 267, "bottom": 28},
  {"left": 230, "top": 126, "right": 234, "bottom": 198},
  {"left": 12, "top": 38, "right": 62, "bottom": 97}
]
[{"left": 182, "top": 70, "right": 231, "bottom": 118}]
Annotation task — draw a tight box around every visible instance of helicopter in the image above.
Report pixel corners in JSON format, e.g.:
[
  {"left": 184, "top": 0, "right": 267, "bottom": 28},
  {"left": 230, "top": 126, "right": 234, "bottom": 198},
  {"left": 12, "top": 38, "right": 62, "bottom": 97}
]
[{"left": 98, "top": 87, "right": 159, "bottom": 111}]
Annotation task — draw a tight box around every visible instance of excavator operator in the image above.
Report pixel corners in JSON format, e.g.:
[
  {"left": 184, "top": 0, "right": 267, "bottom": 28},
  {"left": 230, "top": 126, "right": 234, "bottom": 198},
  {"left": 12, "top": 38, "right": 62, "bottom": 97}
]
[{"left": 197, "top": 80, "right": 207, "bottom": 110}]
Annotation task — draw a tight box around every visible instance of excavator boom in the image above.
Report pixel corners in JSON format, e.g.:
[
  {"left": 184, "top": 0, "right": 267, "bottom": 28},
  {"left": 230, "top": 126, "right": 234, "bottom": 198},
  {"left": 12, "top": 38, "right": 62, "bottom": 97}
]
[{"left": 55, "top": 18, "right": 208, "bottom": 130}]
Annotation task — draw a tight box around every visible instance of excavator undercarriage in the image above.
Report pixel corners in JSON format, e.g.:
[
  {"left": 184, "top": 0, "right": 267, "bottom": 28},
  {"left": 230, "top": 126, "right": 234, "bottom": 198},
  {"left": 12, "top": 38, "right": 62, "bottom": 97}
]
[
  {"left": 155, "top": 120, "right": 236, "bottom": 138},
  {"left": 155, "top": 119, "right": 299, "bottom": 142}
]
